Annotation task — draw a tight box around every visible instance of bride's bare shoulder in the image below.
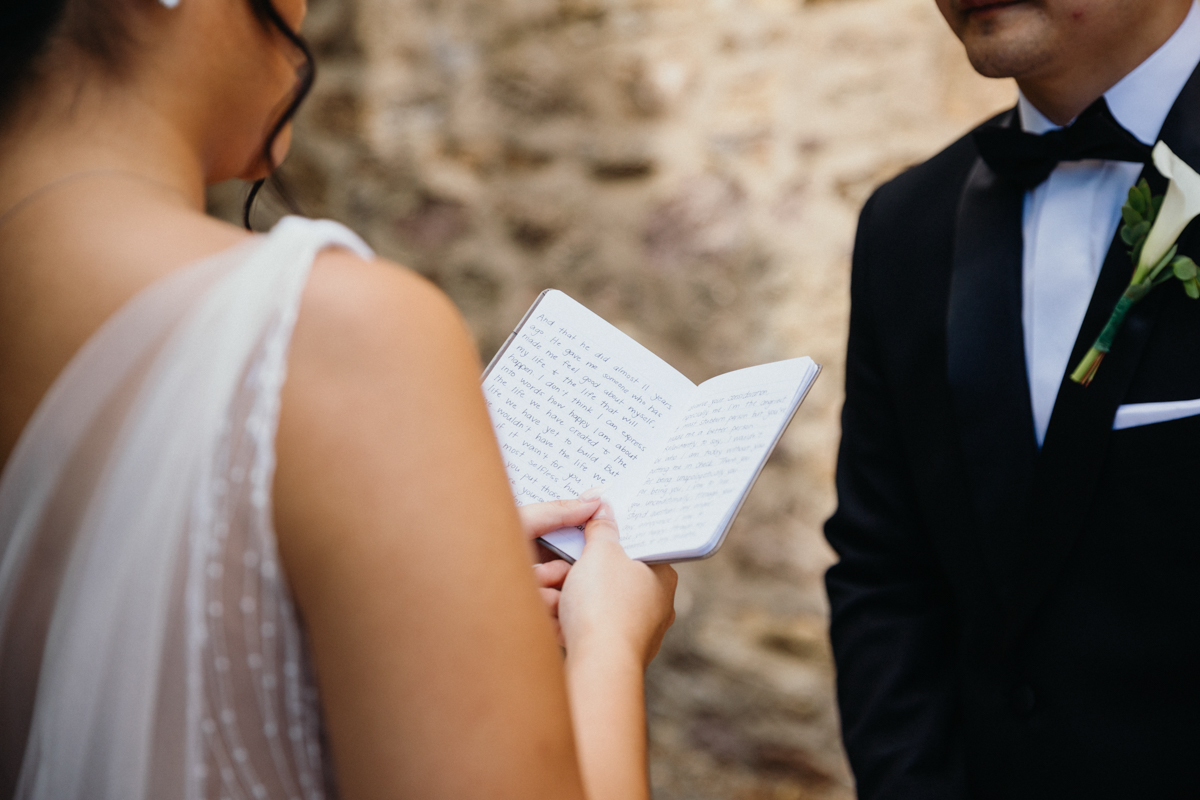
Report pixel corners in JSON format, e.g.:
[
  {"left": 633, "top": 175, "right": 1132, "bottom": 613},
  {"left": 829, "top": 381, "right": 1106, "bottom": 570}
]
[
  {"left": 271, "top": 244, "right": 523, "bottom": 637},
  {"left": 273, "top": 243, "right": 497, "bottom": 556},
  {"left": 293, "top": 247, "right": 478, "bottom": 376},
  {"left": 275, "top": 245, "right": 492, "bottom": 483}
]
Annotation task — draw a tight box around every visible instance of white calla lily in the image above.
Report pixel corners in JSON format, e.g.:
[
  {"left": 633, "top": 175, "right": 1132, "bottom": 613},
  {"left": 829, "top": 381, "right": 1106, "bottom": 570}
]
[{"left": 1136, "top": 142, "right": 1200, "bottom": 281}]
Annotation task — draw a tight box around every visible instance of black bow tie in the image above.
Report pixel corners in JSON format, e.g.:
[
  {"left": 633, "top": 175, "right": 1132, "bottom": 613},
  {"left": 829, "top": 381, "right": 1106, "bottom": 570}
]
[{"left": 973, "top": 98, "right": 1153, "bottom": 189}]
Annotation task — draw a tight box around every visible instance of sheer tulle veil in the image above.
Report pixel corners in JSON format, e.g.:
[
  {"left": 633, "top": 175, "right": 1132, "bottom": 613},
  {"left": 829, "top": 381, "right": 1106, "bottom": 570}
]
[{"left": 0, "top": 218, "right": 372, "bottom": 800}]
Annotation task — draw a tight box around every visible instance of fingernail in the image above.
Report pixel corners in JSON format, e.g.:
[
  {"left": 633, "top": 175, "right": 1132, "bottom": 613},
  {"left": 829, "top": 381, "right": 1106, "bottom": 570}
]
[
  {"left": 593, "top": 502, "right": 614, "bottom": 520},
  {"left": 579, "top": 486, "right": 604, "bottom": 502}
]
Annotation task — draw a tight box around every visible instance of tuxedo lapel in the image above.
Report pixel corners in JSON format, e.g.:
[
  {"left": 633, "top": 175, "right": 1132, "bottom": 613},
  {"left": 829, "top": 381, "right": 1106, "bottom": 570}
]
[
  {"left": 1003, "top": 63, "right": 1200, "bottom": 648},
  {"left": 947, "top": 108, "right": 1039, "bottom": 592}
]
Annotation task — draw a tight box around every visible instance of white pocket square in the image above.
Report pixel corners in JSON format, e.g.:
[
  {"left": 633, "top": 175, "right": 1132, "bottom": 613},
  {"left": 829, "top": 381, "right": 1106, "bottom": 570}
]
[{"left": 1113, "top": 398, "right": 1200, "bottom": 430}]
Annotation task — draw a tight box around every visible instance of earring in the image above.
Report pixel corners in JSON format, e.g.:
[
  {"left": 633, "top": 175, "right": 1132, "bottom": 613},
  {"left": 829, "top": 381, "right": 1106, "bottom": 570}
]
[{"left": 159, "top": 0, "right": 180, "bottom": 7}]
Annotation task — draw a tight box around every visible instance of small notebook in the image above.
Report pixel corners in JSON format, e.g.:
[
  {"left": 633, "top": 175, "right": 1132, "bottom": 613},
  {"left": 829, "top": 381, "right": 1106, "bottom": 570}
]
[{"left": 482, "top": 290, "right": 820, "bottom": 563}]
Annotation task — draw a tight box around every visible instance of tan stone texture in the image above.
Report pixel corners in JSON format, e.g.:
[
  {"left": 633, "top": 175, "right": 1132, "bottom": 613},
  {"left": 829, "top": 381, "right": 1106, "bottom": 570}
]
[{"left": 209, "top": 0, "right": 1015, "bottom": 795}]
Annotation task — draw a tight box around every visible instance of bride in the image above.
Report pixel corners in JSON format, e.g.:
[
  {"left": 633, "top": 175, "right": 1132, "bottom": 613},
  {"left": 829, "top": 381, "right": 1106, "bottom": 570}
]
[{"left": 0, "top": 1, "right": 678, "bottom": 799}]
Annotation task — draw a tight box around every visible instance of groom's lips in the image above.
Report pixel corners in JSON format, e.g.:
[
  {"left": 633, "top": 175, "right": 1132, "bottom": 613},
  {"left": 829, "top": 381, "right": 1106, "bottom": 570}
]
[{"left": 958, "top": 0, "right": 1026, "bottom": 13}]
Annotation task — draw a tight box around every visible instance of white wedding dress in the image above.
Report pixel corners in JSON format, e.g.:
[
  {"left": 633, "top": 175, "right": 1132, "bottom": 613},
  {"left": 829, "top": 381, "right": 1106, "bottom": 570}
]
[{"left": 0, "top": 217, "right": 373, "bottom": 800}]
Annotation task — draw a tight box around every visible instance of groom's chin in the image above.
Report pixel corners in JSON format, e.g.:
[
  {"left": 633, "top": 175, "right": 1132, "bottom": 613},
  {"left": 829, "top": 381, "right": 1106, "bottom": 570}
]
[{"left": 938, "top": 0, "right": 1058, "bottom": 79}]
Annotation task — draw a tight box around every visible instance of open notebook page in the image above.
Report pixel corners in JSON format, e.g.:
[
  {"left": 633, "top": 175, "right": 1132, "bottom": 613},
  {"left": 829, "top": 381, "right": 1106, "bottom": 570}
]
[
  {"left": 606, "top": 358, "right": 818, "bottom": 561},
  {"left": 483, "top": 290, "right": 695, "bottom": 506}
]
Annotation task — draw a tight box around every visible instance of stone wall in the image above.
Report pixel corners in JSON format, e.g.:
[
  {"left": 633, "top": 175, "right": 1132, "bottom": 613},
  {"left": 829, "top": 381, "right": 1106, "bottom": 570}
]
[{"left": 209, "top": 1, "right": 1014, "bottom": 796}]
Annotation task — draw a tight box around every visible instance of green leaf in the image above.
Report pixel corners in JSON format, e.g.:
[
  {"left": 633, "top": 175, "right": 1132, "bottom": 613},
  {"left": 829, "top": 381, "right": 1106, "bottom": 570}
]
[
  {"left": 1122, "top": 205, "right": 1144, "bottom": 226},
  {"left": 1151, "top": 193, "right": 1165, "bottom": 221},
  {"left": 1173, "top": 256, "right": 1198, "bottom": 281},
  {"left": 1127, "top": 186, "right": 1148, "bottom": 215},
  {"left": 1186, "top": 279, "right": 1200, "bottom": 300},
  {"left": 1132, "top": 238, "right": 1145, "bottom": 266}
]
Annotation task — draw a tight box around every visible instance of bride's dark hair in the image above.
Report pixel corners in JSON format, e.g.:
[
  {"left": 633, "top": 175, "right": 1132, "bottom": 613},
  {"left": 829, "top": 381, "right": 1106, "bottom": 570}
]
[{"left": 0, "top": 0, "right": 314, "bottom": 230}]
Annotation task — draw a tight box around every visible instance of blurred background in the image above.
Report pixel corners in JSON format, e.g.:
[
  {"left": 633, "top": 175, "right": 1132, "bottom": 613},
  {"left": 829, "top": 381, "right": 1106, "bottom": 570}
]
[{"left": 208, "top": 0, "right": 1014, "bottom": 796}]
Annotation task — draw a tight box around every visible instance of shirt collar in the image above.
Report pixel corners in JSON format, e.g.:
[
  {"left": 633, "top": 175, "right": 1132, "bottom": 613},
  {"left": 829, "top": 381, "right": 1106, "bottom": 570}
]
[{"left": 1020, "top": 0, "right": 1200, "bottom": 141}]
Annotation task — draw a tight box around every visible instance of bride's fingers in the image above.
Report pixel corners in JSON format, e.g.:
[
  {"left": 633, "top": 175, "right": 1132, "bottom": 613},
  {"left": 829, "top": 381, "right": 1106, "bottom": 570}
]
[
  {"left": 533, "top": 559, "right": 571, "bottom": 590},
  {"left": 538, "top": 587, "right": 562, "bottom": 618},
  {"left": 581, "top": 502, "right": 621, "bottom": 546},
  {"left": 516, "top": 494, "right": 603, "bottom": 539},
  {"left": 645, "top": 564, "right": 679, "bottom": 660},
  {"left": 650, "top": 563, "right": 679, "bottom": 596}
]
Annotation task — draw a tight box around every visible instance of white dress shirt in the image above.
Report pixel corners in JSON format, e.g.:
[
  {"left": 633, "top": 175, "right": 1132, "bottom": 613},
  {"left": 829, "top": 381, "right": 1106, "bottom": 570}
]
[{"left": 1021, "top": 0, "right": 1200, "bottom": 446}]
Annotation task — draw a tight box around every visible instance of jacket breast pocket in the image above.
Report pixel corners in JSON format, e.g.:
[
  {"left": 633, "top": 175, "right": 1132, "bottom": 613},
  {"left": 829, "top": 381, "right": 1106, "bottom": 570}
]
[{"left": 1113, "top": 398, "right": 1200, "bottom": 430}]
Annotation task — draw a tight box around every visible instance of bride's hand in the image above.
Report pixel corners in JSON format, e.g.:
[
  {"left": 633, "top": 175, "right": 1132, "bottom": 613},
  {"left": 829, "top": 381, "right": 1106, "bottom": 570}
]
[
  {"left": 517, "top": 496, "right": 602, "bottom": 641},
  {"left": 558, "top": 504, "right": 678, "bottom": 668}
]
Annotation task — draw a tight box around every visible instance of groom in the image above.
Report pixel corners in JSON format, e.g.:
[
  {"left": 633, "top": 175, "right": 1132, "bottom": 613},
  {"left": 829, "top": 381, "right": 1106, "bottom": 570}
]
[{"left": 824, "top": 0, "right": 1200, "bottom": 798}]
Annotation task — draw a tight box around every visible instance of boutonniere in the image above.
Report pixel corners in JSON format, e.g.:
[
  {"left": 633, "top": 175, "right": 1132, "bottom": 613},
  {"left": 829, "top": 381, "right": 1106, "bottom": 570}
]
[{"left": 1071, "top": 142, "right": 1200, "bottom": 386}]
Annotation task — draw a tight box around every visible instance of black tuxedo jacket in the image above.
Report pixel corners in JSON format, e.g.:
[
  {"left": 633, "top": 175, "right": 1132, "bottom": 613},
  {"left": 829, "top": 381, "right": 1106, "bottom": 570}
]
[{"left": 824, "top": 64, "right": 1200, "bottom": 800}]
